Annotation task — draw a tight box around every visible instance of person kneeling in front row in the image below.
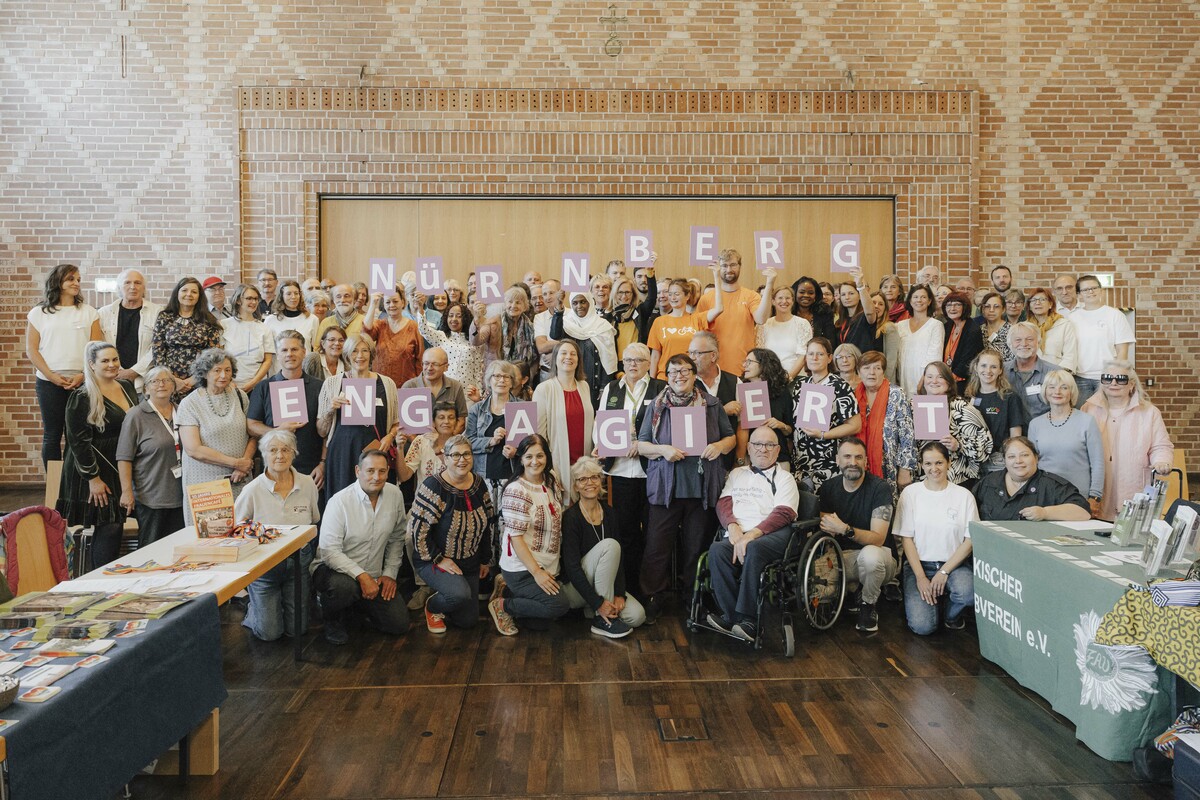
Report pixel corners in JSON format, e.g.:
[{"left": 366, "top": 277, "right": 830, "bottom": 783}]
[
  {"left": 706, "top": 426, "right": 800, "bottom": 643},
  {"left": 312, "top": 449, "right": 410, "bottom": 645},
  {"left": 895, "top": 442, "right": 979, "bottom": 634},
  {"left": 407, "top": 435, "right": 495, "bottom": 634},
  {"left": 560, "top": 457, "right": 646, "bottom": 639}
]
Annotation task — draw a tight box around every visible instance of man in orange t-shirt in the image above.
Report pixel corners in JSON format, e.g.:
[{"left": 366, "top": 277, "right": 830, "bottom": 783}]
[{"left": 696, "top": 249, "right": 761, "bottom": 375}]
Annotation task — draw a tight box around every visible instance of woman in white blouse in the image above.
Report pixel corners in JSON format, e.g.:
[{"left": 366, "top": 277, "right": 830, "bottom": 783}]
[
  {"left": 896, "top": 284, "right": 944, "bottom": 397},
  {"left": 415, "top": 297, "right": 484, "bottom": 402},
  {"left": 264, "top": 279, "right": 319, "bottom": 355},
  {"left": 220, "top": 284, "right": 274, "bottom": 392},
  {"left": 753, "top": 268, "right": 813, "bottom": 379}
]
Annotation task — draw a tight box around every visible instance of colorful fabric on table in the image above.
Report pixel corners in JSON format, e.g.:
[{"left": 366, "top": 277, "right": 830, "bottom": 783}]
[
  {"left": 1096, "top": 587, "right": 1200, "bottom": 688},
  {"left": 1151, "top": 579, "right": 1200, "bottom": 608}
]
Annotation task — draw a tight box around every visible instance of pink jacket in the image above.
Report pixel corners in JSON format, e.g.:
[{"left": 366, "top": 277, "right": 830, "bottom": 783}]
[
  {"left": 0, "top": 506, "right": 71, "bottom": 595},
  {"left": 1082, "top": 397, "right": 1174, "bottom": 520}
]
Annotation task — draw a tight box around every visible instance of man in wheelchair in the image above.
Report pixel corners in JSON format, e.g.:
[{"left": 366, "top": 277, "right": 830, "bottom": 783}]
[
  {"left": 818, "top": 437, "right": 897, "bottom": 633},
  {"left": 705, "top": 426, "right": 800, "bottom": 643}
]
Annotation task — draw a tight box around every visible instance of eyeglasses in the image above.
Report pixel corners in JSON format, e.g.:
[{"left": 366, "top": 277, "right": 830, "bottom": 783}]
[
  {"left": 743, "top": 358, "right": 759, "bottom": 366},
  {"left": 666, "top": 368, "right": 694, "bottom": 378},
  {"left": 446, "top": 452, "right": 473, "bottom": 461},
  {"left": 147, "top": 378, "right": 174, "bottom": 386},
  {"left": 622, "top": 357, "right": 648, "bottom": 365},
  {"left": 576, "top": 475, "right": 603, "bottom": 484},
  {"left": 1100, "top": 374, "right": 1130, "bottom": 385},
  {"left": 1079, "top": 285, "right": 1102, "bottom": 294},
  {"left": 749, "top": 442, "right": 780, "bottom": 451},
  {"left": 491, "top": 374, "right": 513, "bottom": 382},
  {"left": 687, "top": 350, "right": 716, "bottom": 358},
  {"left": 423, "top": 362, "right": 449, "bottom": 368}
]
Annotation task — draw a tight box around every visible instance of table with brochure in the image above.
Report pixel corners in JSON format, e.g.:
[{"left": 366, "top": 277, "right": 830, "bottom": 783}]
[{"left": 970, "top": 519, "right": 1183, "bottom": 761}]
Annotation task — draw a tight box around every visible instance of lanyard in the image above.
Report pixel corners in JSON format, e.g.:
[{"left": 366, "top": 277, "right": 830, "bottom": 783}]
[{"left": 150, "top": 402, "right": 181, "bottom": 464}]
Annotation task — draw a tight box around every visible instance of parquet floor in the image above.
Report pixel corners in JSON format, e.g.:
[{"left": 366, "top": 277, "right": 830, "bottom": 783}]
[{"left": 128, "top": 593, "right": 1170, "bottom": 800}]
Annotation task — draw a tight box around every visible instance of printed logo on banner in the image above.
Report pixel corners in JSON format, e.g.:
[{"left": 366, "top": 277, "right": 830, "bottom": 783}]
[
  {"left": 505, "top": 402, "right": 538, "bottom": 447},
  {"left": 1073, "top": 610, "right": 1157, "bottom": 713},
  {"left": 340, "top": 378, "right": 377, "bottom": 426},
  {"left": 396, "top": 388, "right": 433, "bottom": 435},
  {"left": 625, "top": 231, "right": 653, "bottom": 268},
  {"left": 475, "top": 266, "right": 504, "bottom": 304},
  {"left": 795, "top": 383, "right": 835, "bottom": 433},
  {"left": 670, "top": 406, "right": 707, "bottom": 456},
  {"left": 689, "top": 226, "right": 719, "bottom": 267},
  {"left": 414, "top": 256, "right": 443, "bottom": 294},
  {"left": 737, "top": 381, "right": 770, "bottom": 429},
  {"left": 912, "top": 395, "right": 950, "bottom": 440},
  {"left": 830, "top": 234, "right": 860, "bottom": 273},
  {"left": 269, "top": 380, "right": 308, "bottom": 426},
  {"left": 594, "top": 410, "right": 632, "bottom": 457},
  {"left": 561, "top": 253, "right": 591, "bottom": 293},
  {"left": 754, "top": 231, "right": 784, "bottom": 270},
  {"left": 369, "top": 258, "right": 397, "bottom": 296}
]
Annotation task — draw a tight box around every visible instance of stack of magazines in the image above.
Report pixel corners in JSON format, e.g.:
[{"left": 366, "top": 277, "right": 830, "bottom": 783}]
[
  {"left": 32, "top": 618, "right": 116, "bottom": 641},
  {"left": 80, "top": 591, "right": 199, "bottom": 620},
  {"left": 0, "top": 591, "right": 108, "bottom": 616}
]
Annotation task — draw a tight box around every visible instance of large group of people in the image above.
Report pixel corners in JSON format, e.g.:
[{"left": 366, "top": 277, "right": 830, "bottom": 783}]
[{"left": 29, "top": 256, "right": 1174, "bottom": 645}]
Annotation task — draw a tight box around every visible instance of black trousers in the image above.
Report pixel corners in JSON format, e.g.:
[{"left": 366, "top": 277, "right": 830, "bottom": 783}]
[
  {"left": 641, "top": 497, "right": 717, "bottom": 598},
  {"left": 608, "top": 475, "right": 648, "bottom": 593},
  {"left": 135, "top": 503, "right": 185, "bottom": 549},
  {"left": 35, "top": 378, "right": 70, "bottom": 466}
]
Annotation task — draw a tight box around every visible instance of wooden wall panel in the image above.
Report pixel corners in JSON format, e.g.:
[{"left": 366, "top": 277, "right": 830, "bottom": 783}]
[{"left": 320, "top": 198, "right": 894, "bottom": 291}]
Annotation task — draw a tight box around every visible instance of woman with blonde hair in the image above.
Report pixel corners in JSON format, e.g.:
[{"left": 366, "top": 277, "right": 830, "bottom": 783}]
[
  {"left": 964, "top": 348, "right": 1028, "bottom": 473},
  {"left": 1026, "top": 288, "right": 1078, "bottom": 373},
  {"left": 57, "top": 341, "right": 137, "bottom": 567},
  {"left": 1027, "top": 369, "right": 1104, "bottom": 515}
]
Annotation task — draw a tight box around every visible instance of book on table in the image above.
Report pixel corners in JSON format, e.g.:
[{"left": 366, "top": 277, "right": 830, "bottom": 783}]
[
  {"left": 35, "top": 638, "right": 117, "bottom": 656},
  {"left": 0, "top": 591, "right": 107, "bottom": 615},
  {"left": 186, "top": 478, "right": 236, "bottom": 538},
  {"left": 172, "top": 537, "right": 259, "bottom": 563},
  {"left": 32, "top": 619, "right": 116, "bottom": 641},
  {"left": 80, "top": 591, "right": 199, "bottom": 620}
]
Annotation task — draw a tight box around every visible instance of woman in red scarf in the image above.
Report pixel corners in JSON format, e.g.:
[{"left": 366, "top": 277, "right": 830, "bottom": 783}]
[
  {"left": 880, "top": 275, "right": 910, "bottom": 324},
  {"left": 855, "top": 351, "right": 917, "bottom": 501}
]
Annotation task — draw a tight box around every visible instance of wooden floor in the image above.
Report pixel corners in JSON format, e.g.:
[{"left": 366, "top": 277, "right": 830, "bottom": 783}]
[{"left": 125, "top": 592, "right": 1170, "bottom": 800}]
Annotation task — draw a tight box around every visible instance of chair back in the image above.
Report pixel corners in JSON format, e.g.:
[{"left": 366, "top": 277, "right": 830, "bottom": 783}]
[
  {"left": 1160, "top": 450, "right": 1190, "bottom": 518},
  {"left": 13, "top": 513, "right": 58, "bottom": 594},
  {"left": 45, "top": 460, "right": 63, "bottom": 509}
]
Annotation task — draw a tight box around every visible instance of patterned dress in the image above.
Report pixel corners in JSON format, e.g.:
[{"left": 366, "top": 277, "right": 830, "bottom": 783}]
[
  {"left": 151, "top": 311, "right": 223, "bottom": 401},
  {"left": 176, "top": 387, "right": 251, "bottom": 525},
  {"left": 416, "top": 315, "right": 484, "bottom": 392},
  {"left": 791, "top": 372, "right": 859, "bottom": 489},
  {"left": 915, "top": 396, "right": 993, "bottom": 485}
]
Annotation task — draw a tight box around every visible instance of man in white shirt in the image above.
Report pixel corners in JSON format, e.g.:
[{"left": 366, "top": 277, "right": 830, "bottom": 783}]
[
  {"left": 312, "top": 450, "right": 410, "bottom": 645},
  {"left": 1068, "top": 274, "right": 1134, "bottom": 406},
  {"left": 534, "top": 278, "right": 564, "bottom": 382},
  {"left": 1052, "top": 273, "right": 1079, "bottom": 317},
  {"left": 97, "top": 268, "right": 161, "bottom": 391},
  {"left": 705, "top": 426, "right": 800, "bottom": 643}
]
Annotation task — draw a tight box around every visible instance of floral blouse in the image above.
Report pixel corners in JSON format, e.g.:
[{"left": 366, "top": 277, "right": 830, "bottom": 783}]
[
  {"left": 983, "top": 321, "right": 1014, "bottom": 362},
  {"left": 151, "top": 311, "right": 223, "bottom": 399},
  {"left": 790, "top": 372, "right": 859, "bottom": 490}
]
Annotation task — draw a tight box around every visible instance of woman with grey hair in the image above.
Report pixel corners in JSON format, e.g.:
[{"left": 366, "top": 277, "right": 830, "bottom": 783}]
[
  {"left": 177, "top": 347, "right": 256, "bottom": 525},
  {"left": 1027, "top": 369, "right": 1105, "bottom": 515},
  {"left": 407, "top": 434, "right": 495, "bottom": 633},
  {"left": 305, "top": 289, "right": 331, "bottom": 325},
  {"left": 56, "top": 341, "right": 137, "bottom": 567},
  {"left": 233, "top": 428, "right": 320, "bottom": 641},
  {"left": 470, "top": 285, "right": 538, "bottom": 380},
  {"left": 560, "top": 456, "right": 646, "bottom": 638},
  {"left": 117, "top": 365, "right": 185, "bottom": 547}
]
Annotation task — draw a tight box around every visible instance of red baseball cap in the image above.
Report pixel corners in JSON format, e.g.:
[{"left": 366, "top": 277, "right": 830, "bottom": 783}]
[{"left": 201, "top": 277, "right": 226, "bottom": 290}]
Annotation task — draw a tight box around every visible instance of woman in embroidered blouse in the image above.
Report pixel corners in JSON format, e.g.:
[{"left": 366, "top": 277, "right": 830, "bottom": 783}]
[
  {"left": 303, "top": 325, "right": 346, "bottom": 382},
  {"left": 1026, "top": 288, "right": 1078, "bottom": 373},
  {"left": 56, "top": 342, "right": 137, "bottom": 567},
  {"left": 177, "top": 348, "right": 255, "bottom": 527},
  {"left": 897, "top": 284, "right": 945, "bottom": 398},
  {"left": 362, "top": 286, "right": 424, "bottom": 391},
  {"left": 152, "top": 276, "right": 223, "bottom": 401},
  {"left": 264, "top": 279, "right": 319, "bottom": 355},
  {"left": 490, "top": 434, "right": 570, "bottom": 636},
  {"left": 791, "top": 338, "right": 862, "bottom": 490},
  {"left": 414, "top": 299, "right": 483, "bottom": 400},
  {"left": 754, "top": 269, "right": 812, "bottom": 379},
  {"left": 534, "top": 340, "right": 594, "bottom": 503},
  {"left": 915, "top": 361, "right": 993, "bottom": 488},
  {"left": 855, "top": 351, "right": 916, "bottom": 501},
  {"left": 978, "top": 292, "right": 1013, "bottom": 362}
]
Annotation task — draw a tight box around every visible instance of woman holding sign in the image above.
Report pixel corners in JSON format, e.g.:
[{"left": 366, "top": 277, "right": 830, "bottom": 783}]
[
  {"left": 316, "top": 333, "right": 401, "bottom": 502},
  {"left": 791, "top": 338, "right": 861, "bottom": 490},
  {"left": 647, "top": 272, "right": 723, "bottom": 380},
  {"left": 362, "top": 286, "right": 424, "bottom": 390},
  {"left": 637, "top": 353, "right": 736, "bottom": 622},
  {"left": 471, "top": 286, "right": 538, "bottom": 382},
  {"left": 914, "top": 361, "right": 993, "bottom": 487},
  {"left": 414, "top": 299, "right": 482, "bottom": 396},
  {"left": 534, "top": 340, "right": 594, "bottom": 503},
  {"left": 738, "top": 348, "right": 795, "bottom": 469}
]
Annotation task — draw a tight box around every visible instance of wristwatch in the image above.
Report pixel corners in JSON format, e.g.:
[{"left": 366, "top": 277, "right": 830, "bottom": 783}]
[{"left": 938, "top": 569, "right": 950, "bottom": 576}]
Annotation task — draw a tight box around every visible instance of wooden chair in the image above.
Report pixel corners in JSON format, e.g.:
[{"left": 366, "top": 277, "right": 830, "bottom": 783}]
[
  {"left": 1161, "top": 449, "right": 1190, "bottom": 519},
  {"left": 11, "top": 512, "right": 61, "bottom": 594}
]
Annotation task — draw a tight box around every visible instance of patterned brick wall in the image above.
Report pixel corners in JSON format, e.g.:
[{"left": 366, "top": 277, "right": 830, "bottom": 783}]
[{"left": 1, "top": 2, "right": 1197, "bottom": 482}]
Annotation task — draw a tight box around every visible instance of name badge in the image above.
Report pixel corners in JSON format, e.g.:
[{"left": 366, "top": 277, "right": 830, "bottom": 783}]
[
  {"left": 1025, "top": 384, "right": 1042, "bottom": 396},
  {"left": 972, "top": 397, "right": 982, "bottom": 406},
  {"left": 171, "top": 465, "right": 183, "bottom": 479}
]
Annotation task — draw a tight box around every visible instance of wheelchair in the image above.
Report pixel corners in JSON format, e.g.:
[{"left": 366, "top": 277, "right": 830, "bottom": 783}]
[{"left": 686, "top": 489, "right": 847, "bottom": 656}]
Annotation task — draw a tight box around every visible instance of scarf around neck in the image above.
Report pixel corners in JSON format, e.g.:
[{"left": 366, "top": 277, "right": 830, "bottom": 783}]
[{"left": 856, "top": 378, "right": 890, "bottom": 479}]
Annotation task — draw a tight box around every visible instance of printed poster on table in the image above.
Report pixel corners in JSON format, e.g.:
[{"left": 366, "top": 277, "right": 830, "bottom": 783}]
[
  {"left": 187, "top": 478, "right": 235, "bottom": 538},
  {"left": 594, "top": 409, "right": 632, "bottom": 457}
]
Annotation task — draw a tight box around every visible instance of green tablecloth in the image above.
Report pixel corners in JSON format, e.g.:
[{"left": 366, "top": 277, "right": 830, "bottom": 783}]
[{"left": 970, "top": 521, "right": 1176, "bottom": 761}]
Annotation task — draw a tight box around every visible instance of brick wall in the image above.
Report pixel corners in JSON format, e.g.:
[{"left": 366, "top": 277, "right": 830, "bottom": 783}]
[{"left": 1, "top": 2, "right": 1197, "bottom": 482}]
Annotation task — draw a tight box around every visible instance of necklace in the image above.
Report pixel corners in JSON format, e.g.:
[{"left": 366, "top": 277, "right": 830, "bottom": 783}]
[
  {"left": 204, "top": 388, "right": 232, "bottom": 418},
  {"left": 1048, "top": 408, "right": 1073, "bottom": 428},
  {"left": 580, "top": 503, "right": 605, "bottom": 542}
]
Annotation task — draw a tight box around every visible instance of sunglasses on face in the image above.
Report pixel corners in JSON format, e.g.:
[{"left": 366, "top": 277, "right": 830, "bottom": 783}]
[{"left": 1100, "top": 374, "right": 1130, "bottom": 385}]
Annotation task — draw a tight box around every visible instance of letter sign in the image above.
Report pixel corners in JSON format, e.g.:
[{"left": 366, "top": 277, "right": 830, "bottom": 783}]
[
  {"left": 396, "top": 388, "right": 433, "bottom": 435},
  {"left": 340, "top": 378, "right": 377, "bottom": 426},
  {"left": 737, "top": 381, "right": 771, "bottom": 429},
  {"left": 625, "top": 230, "right": 653, "bottom": 268},
  {"left": 561, "top": 253, "right": 591, "bottom": 293},
  {"left": 754, "top": 231, "right": 784, "bottom": 270},
  {"left": 269, "top": 380, "right": 308, "bottom": 426},
  {"left": 670, "top": 406, "right": 708, "bottom": 456},
  {"left": 415, "top": 256, "right": 443, "bottom": 294},
  {"left": 830, "top": 234, "right": 859, "bottom": 273},
  {"left": 475, "top": 266, "right": 504, "bottom": 304},
  {"left": 594, "top": 410, "right": 631, "bottom": 457},
  {"left": 369, "top": 258, "right": 397, "bottom": 296},
  {"left": 913, "top": 394, "right": 950, "bottom": 440},
  {"left": 795, "top": 383, "right": 835, "bottom": 433},
  {"left": 505, "top": 401, "right": 539, "bottom": 447},
  {"left": 690, "top": 226, "right": 719, "bottom": 267}
]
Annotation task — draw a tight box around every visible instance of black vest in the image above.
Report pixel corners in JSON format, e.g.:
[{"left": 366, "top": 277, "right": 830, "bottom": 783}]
[{"left": 601, "top": 376, "right": 665, "bottom": 471}]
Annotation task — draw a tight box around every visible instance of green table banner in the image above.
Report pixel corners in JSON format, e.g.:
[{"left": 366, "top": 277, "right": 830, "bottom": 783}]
[{"left": 971, "top": 521, "right": 1176, "bottom": 761}]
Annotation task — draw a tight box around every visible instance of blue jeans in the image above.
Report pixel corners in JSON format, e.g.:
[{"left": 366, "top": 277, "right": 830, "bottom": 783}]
[
  {"left": 1074, "top": 377, "right": 1099, "bottom": 408},
  {"left": 708, "top": 527, "right": 793, "bottom": 622},
  {"left": 500, "top": 568, "right": 571, "bottom": 621},
  {"left": 244, "top": 542, "right": 314, "bottom": 641},
  {"left": 903, "top": 558, "right": 973, "bottom": 636},
  {"left": 417, "top": 560, "right": 482, "bottom": 629}
]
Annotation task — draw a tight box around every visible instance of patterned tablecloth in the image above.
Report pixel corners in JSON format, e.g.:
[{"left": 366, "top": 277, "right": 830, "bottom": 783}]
[{"left": 1096, "top": 585, "right": 1200, "bottom": 688}]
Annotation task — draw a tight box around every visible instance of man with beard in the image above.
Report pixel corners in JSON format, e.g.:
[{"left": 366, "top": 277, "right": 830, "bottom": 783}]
[
  {"left": 1004, "top": 321, "right": 1060, "bottom": 419},
  {"left": 817, "top": 437, "right": 896, "bottom": 633},
  {"left": 695, "top": 249, "right": 760, "bottom": 375},
  {"left": 317, "top": 283, "right": 364, "bottom": 341}
]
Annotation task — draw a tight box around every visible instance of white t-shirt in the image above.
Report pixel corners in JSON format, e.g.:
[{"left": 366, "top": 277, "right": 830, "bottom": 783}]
[
  {"left": 718, "top": 464, "right": 800, "bottom": 533},
  {"left": 221, "top": 317, "right": 276, "bottom": 381},
  {"left": 1070, "top": 305, "right": 1134, "bottom": 379},
  {"left": 894, "top": 480, "right": 978, "bottom": 562},
  {"left": 26, "top": 304, "right": 100, "bottom": 381},
  {"left": 264, "top": 313, "right": 319, "bottom": 355}
]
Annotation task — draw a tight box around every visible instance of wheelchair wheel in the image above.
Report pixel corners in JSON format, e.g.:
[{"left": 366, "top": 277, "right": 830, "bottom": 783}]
[
  {"left": 796, "top": 533, "right": 845, "bottom": 631},
  {"left": 687, "top": 552, "right": 711, "bottom": 630},
  {"left": 782, "top": 612, "right": 796, "bottom": 658}
]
